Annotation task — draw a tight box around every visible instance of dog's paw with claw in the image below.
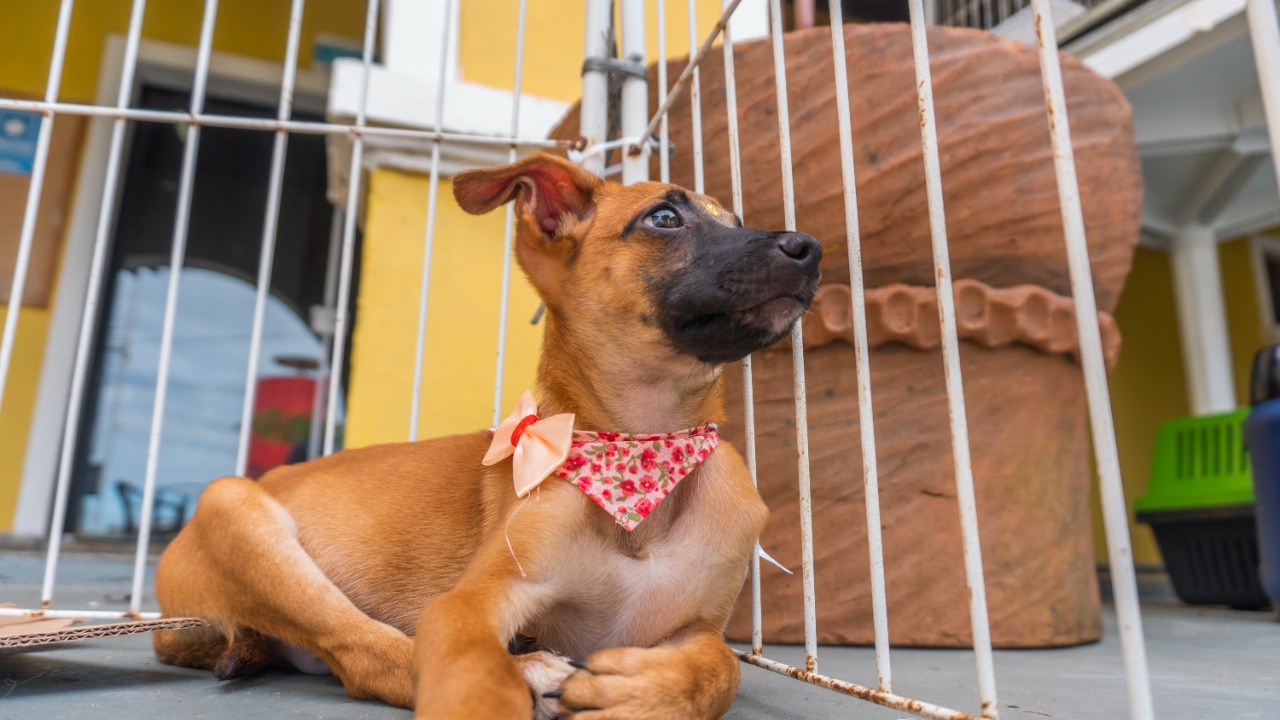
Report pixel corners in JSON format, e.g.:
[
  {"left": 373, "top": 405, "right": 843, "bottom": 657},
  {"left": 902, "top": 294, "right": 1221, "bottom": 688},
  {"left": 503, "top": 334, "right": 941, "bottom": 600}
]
[
  {"left": 516, "top": 649, "right": 578, "bottom": 720},
  {"left": 551, "top": 647, "right": 732, "bottom": 720}
]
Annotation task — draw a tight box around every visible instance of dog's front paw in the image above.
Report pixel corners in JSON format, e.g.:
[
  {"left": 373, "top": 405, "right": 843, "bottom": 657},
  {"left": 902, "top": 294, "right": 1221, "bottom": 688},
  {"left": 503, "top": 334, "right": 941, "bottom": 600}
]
[
  {"left": 555, "top": 647, "right": 732, "bottom": 720},
  {"left": 516, "top": 650, "right": 577, "bottom": 720}
]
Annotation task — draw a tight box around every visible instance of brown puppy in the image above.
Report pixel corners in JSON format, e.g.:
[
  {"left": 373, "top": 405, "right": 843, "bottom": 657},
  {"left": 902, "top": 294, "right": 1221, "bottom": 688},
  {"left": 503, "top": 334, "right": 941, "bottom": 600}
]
[{"left": 152, "top": 153, "right": 821, "bottom": 719}]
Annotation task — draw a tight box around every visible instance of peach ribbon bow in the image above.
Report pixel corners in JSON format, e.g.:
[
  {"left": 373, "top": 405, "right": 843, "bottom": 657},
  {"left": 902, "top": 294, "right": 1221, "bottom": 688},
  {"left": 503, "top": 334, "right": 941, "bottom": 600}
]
[{"left": 483, "top": 390, "right": 577, "bottom": 498}]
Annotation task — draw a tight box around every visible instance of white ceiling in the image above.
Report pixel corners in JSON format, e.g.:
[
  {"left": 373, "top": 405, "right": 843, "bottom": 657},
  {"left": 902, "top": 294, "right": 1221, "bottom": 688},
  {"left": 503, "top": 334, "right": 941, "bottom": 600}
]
[{"left": 1118, "top": 9, "right": 1279, "bottom": 243}]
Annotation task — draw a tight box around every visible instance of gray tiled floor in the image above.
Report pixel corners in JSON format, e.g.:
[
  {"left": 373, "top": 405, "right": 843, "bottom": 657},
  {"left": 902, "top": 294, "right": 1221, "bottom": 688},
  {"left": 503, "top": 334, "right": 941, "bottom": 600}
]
[{"left": 1, "top": 551, "right": 1276, "bottom": 719}]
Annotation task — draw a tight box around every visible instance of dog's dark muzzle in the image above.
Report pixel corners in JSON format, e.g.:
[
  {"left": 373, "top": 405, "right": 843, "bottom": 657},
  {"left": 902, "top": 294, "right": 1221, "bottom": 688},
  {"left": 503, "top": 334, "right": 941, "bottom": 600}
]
[{"left": 657, "top": 228, "right": 823, "bottom": 365}]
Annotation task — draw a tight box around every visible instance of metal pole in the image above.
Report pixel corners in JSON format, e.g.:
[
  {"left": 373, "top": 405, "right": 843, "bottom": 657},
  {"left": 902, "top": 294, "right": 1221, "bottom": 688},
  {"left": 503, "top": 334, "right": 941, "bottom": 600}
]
[
  {"left": 492, "top": 0, "right": 530, "bottom": 425},
  {"left": 766, "top": 0, "right": 819, "bottom": 675},
  {"left": 905, "top": 0, "right": 999, "bottom": 715},
  {"left": 324, "top": 0, "right": 382, "bottom": 456},
  {"left": 40, "top": 0, "right": 150, "bottom": 608},
  {"left": 719, "top": 0, "right": 762, "bottom": 657},
  {"left": 307, "top": 206, "right": 343, "bottom": 461},
  {"left": 636, "top": 0, "right": 746, "bottom": 151},
  {"left": 235, "top": 0, "right": 307, "bottom": 476},
  {"left": 0, "top": 99, "right": 571, "bottom": 148},
  {"left": 740, "top": 654, "right": 985, "bottom": 720},
  {"left": 620, "top": 0, "right": 649, "bottom": 184},
  {"left": 580, "top": 0, "right": 612, "bottom": 177},
  {"left": 657, "top": 0, "right": 671, "bottom": 183},
  {"left": 0, "top": 0, "right": 75, "bottom": 424},
  {"left": 131, "top": 0, "right": 222, "bottom": 615},
  {"left": 826, "top": 1, "right": 893, "bottom": 693},
  {"left": 1030, "top": 1, "right": 1154, "bottom": 717},
  {"left": 686, "top": 0, "right": 704, "bottom": 193},
  {"left": 409, "top": 0, "right": 456, "bottom": 440}
]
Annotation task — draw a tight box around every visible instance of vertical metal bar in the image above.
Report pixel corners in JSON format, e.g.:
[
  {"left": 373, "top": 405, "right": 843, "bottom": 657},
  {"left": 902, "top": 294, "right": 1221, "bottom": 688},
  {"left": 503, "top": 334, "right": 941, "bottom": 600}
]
[
  {"left": 686, "top": 0, "right": 704, "bottom": 193},
  {"left": 635, "top": 0, "right": 745, "bottom": 147},
  {"left": 1030, "top": 2, "right": 1153, "bottom": 718},
  {"left": 234, "top": 0, "right": 307, "bottom": 476},
  {"left": 657, "top": 0, "right": 671, "bottom": 184},
  {"left": 307, "top": 206, "right": 343, "bottom": 460},
  {"left": 580, "top": 0, "right": 611, "bottom": 177},
  {"left": 1248, "top": 0, "right": 1280, "bottom": 200},
  {"left": 719, "top": 0, "right": 762, "bottom": 657},
  {"left": 620, "top": 0, "right": 648, "bottom": 185},
  {"left": 409, "top": 0, "right": 455, "bottom": 440},
  {"left": 42, "top": 0, "right": 150, "bottom": 607},
  {"left": 904, "top": 1, "right": 998, "bottom": 716},
  {"left": 324, "top": 0, "right": 382, "bottom": 456},
  {"left": 0, "top": 0, "right": 75, "bottom": 424},
  {"left": 131, "top": 0, "right": 222, "bottom": 615},
  {"left": 826, "top": 1, "right": 893, "bottom": 694},
  {"left": 492, "top": 0, "right": 529, "bottom": 426},
  {"left": 767, "top": 0, "right": 818, "bottom": 675}
]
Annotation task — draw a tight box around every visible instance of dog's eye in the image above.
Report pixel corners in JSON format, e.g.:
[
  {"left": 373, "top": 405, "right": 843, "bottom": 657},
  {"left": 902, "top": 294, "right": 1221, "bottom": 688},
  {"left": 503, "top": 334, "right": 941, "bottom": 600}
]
[{"left": 645, "top": 207, "right": 682, "bottom": 230}]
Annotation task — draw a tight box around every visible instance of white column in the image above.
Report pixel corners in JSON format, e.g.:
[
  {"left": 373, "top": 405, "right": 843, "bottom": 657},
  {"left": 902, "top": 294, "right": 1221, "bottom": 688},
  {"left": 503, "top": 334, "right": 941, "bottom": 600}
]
[
  {"left": 1169, "top": 224, "right": 1237, "bottom": 414},
  {"left": 580, "top": 0, "right": 611, "bottom": 177},
  {"left": 619, "top": 0, "right": 648, "bottom": 184},
  {"left": 1247, "top": 0, "right": 1280, "bottom": 202}
]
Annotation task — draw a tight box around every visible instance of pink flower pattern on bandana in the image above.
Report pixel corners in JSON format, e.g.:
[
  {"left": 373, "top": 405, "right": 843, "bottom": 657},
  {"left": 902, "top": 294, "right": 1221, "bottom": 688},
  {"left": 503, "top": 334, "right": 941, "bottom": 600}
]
[{"left": 553, "top": 424, "right": 718, "bottom": 531}]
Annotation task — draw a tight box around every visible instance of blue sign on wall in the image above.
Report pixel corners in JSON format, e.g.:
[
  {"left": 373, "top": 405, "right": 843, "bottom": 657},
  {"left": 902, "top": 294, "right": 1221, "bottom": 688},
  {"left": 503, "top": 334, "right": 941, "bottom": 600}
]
[{"left": 0, "top": 110, "right": 42, "bottom": 176}]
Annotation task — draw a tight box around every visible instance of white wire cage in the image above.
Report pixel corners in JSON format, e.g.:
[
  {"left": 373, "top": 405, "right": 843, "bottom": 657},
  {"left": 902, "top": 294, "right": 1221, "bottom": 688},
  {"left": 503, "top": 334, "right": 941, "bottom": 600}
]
[{"left": 4, "top": 0, "right": 1280, "bottom": 719}]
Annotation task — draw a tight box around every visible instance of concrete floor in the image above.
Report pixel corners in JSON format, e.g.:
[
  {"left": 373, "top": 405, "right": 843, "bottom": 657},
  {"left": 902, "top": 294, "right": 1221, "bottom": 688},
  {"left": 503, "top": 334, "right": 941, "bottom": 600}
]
[{"left": 1, "top": 550, "right": 1276, "bottom": 719}]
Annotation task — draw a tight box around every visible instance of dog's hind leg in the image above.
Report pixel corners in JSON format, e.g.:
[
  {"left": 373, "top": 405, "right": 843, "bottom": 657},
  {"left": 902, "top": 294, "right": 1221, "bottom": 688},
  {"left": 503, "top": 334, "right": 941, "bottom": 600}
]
[{"left": 154, "top": 476, "right": 413, "bottom": 708}]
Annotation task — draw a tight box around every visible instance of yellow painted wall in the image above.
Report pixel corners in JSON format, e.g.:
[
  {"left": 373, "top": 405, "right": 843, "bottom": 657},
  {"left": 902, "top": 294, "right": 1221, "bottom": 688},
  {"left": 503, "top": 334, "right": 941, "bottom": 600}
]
[
  {"left": 0, "top": 1, "right": 363, "bottom": 530},
  {"left": 0, "top": 311, "right": 53, "bottom": 531},
  {"left": 345, "top": 0, "right": 729, "bottom": 447},
  {"left": 2, "top": 0, "right": 365, "bottom": 102},
  {"left": 1098, "top": 238, "right": 1272, "bottom": 566},
  {"left": 1100, "top": 246, "right": 1189, "bottom": 565},
  {"left": 458, "top": 0, "right": 727, "bottom": 103},
  {"left": 346, "top": 170, "right": 544, "bottom": 446}
]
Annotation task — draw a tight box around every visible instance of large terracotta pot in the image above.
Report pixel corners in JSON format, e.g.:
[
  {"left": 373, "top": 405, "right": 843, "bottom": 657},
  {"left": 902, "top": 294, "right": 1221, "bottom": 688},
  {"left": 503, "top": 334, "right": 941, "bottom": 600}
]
[{"left": 552, "top": 23, "right": 1141, "bottom": 647}]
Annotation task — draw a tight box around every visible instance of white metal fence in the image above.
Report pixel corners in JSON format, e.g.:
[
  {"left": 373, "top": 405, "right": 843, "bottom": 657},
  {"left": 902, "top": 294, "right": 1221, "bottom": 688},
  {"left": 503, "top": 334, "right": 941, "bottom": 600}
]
[{"left": 4, "top": 1, "right": 1280, "bottom": 719}]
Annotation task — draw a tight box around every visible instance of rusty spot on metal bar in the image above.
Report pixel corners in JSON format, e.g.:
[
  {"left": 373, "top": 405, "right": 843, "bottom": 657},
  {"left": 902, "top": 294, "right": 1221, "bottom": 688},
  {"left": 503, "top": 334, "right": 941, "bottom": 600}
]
[{"left": 739, "top": 653, "right": 985, "bottom": 720}]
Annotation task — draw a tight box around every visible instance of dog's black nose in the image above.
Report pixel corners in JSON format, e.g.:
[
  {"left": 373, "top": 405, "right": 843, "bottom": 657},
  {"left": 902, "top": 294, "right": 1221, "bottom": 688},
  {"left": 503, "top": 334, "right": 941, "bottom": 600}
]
[{"left": 776, "top": 232, "right": 822, "bottom": 266}]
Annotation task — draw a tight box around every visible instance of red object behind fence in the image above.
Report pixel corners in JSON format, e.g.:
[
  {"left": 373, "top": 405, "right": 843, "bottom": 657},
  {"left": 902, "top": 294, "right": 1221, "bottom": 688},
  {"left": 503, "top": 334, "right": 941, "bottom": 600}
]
[{"left": 247, "top": 376, "right": 316, "bottom": 478}]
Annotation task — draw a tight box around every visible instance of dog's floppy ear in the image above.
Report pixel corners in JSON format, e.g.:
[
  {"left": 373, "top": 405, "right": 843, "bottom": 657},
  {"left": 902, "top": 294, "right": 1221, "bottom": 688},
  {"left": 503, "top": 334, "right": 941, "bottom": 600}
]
[{"left": 453, "top": 153, "right": 601, "bottom": 237}]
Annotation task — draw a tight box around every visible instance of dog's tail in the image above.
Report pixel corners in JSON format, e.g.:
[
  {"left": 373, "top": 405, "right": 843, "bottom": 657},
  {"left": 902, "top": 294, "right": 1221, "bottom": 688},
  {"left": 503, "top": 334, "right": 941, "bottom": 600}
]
[
  {"left": 212, "top": 628, "right": 274, "bottom": 680},
  {"left": 153, "top": 622, "right": 272, "bottom": 680}
]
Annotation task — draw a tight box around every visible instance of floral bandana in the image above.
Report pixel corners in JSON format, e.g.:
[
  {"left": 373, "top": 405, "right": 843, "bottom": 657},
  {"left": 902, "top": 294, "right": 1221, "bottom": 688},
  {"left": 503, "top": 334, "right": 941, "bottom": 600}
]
[
  {"left": 553, "top": 425, "right": 718, "bottom": 530},
  {"left": 485, "top": 391, "right": 718, "bottom": 531}
]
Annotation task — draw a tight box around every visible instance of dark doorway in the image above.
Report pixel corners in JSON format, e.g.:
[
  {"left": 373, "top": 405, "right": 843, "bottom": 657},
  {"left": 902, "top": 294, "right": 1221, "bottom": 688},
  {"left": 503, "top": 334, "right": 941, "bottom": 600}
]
[{"left": 66, "top": 83, "right": 353, "bottom": 537}]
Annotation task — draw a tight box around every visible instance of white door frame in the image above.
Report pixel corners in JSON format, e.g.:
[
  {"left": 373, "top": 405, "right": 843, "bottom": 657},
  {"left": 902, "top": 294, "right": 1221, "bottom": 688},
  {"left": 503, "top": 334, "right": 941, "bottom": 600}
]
[{"left": 12, "top": 36, "right": 329, "bottom": 536}]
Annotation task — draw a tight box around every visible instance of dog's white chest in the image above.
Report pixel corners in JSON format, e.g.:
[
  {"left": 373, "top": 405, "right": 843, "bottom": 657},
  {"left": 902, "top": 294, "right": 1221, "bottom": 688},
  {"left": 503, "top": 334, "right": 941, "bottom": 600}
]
[{"left": 537, "top": 530, "right": 725, "bottom": 656}]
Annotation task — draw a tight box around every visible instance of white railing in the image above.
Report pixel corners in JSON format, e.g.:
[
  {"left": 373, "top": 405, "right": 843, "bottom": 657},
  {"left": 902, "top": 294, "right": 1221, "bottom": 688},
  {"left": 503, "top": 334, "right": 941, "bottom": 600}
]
[
  {"left": 935, "top": 0, "right": 1117, "bottom": 33},
  {"left": 10, "top": 0, "right": 1280, "bottom": 717}
]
